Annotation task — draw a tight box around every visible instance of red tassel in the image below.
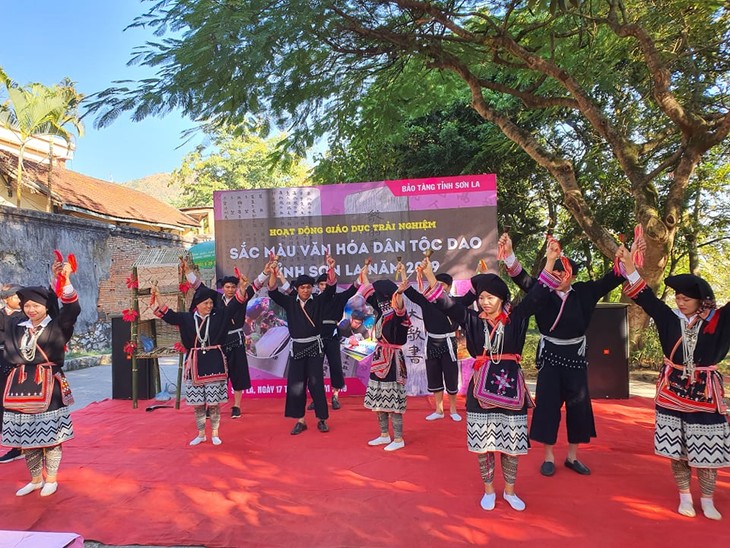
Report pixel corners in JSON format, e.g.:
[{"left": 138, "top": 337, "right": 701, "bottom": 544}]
[
  {"left": 632, "top": 225, "right": 645, "bottom": 269},
  {"left": 560, "top": 256, "right": 572, "bottom": 278}
]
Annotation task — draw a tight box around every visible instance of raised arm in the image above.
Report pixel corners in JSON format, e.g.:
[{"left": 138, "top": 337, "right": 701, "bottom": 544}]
[{"left": 499, "top": 232, "right": 535, "bottom": 292}]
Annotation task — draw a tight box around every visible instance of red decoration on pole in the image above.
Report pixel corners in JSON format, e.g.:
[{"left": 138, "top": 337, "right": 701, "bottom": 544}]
[
  {"left": 122, "top": 309, "right": 139, "bottom": 322},
  {"left": 123, "top": 341, "right": 137, "bottom": 359}
]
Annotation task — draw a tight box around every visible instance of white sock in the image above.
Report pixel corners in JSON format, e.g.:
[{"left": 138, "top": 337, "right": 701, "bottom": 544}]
[
  {"left": 678, "top": 493, "right": 695, "bottom": 517},
  {"left": 700, "top": 497, "right": 722, "bottom": 520}
]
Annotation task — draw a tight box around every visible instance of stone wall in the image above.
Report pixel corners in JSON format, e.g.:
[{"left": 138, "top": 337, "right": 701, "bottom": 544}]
[{"left": 0, "top": 206, "right": 188, "bottom": 351}]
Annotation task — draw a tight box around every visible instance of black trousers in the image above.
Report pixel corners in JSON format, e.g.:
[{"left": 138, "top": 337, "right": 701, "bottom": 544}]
[
  {"left": 425, "top": 352, "right": 459, "bottom": 394},
  {"left": 284, "top": 355, "right": 329, "bottom": 420},
  {"left": 529, "top": 363, "right": 596, "bottom": 445},
  {"left": 225, "top": 344, "right": 251, "bottom": 391},
  {"left": 322, "top": 336, "right": 345, "bottom": 390}
]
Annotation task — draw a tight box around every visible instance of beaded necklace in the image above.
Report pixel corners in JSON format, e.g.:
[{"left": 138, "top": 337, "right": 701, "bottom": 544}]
[
  {"left": 194, "top": 313, "right": 211, "bottom": 352},
  {"left": 483, "top": 318, "right": 505, "bottom": 365},
  {"left": 20, "top": 325, "right": 46, "bottom": 362},
  {"left": 680, "top": 316, "right": 701, "bottom": 380}
]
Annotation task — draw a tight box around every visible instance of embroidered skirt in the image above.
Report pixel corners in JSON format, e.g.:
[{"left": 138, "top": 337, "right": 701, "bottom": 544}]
[
  {"left": 2, "top": 407, "right": 74, "bottom": 449},
  {"left": 467, "top": 410, "right": 529, "bottom": 455},
  {"left": 654, "top": 407, "right": 730, "bottom": 468},
  {"left": 185, "top": 379, "right": 228, "bottom": 406},
  {"left": 364, "top": 379, "right": 406, "bottom": 413}
]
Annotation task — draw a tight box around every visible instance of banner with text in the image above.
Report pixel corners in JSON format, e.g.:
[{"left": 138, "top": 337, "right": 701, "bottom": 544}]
[{"left": 213, "top": 174, "right": 498, "bottom": 398}]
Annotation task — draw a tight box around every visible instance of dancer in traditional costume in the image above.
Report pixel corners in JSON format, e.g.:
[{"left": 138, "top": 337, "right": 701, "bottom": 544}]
[
  {"left": 1, "top": 259, "right": 79, "bottom": 497},
  {"left": 498, "top": 232, "right": 625, "bottom": 476},
  {"left": 267, "top": 256, "right": 337, "bottom": 434},
  {"left": 316, "top": 272, "right": 357, "bottom": 410},
  {"left": 403, "top": 273, "right": 462, "bottom": 422},
  {"left": 152, "top": 274, "right": 250, "bottom": 446},
  {"left": 618, "top": 245, "right": 729, "bottom": 520},
  {"left": 417, "top": 245, "right": 559, "bottom": 511},
  {"left": 0, "top": 284, "right": 24, "bottom": 464},
  {"left": 183, "top": 259, "right": 269, "bottom": 419},
  {"left": 360, "top": 264, "right": 411, "bottom": 452}
]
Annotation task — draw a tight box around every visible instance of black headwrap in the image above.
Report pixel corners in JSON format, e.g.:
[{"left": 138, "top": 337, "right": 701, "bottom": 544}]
[
  {"left": 435, "top": 273, "right": 453, "bottom": 287},
  {"left": 470, "top": 274, "right": 510, "bottom": 303},
  {"left": 665, "top": 274, "right": 716, "bottom": 309},
  {"left": 17, "top": 286, "right": 60, "bottom": 318},
  {"left": 367, "top": 279, "right": 397, "bottom": 315},
  {"left": 189, "top": 287, "right": 219, "bottom": 312},
  {"left": 292, "top": 274, "right": 316, "bottom": 288},
  {"left": 217, "top": 276, "right": 238, "bottom": 288},
  {"left": 315, "top": 273, "right": 328, "bottom": 284}
]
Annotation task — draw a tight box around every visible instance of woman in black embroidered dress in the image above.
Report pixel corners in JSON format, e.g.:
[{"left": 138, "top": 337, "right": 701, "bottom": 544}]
[
  {"left": 360, "top": 264, "right": 411, "bottom": 452},
  {"left": 1, "top": 259, "right": 80, "bottom": 497},
  {"left": 417, "top": 245, "right": 559, "bottom": 512},
  {"left": 618, "top": 245, "right": 729, "bottom": 520},
  {"left": 152, "top": 275, "right": 249, "bottom": 446}
]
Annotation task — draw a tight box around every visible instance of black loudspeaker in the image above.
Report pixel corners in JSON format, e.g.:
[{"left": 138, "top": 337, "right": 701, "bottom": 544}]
[
  {"left": 585, "top": 303, "right": 629, "bottom": 399},
  {"left": 111, "top": 316, "right": 154, "bottom": 400}
]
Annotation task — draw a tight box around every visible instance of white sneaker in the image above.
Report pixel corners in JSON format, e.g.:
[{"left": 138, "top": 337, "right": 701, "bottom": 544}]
[
  {"left": 450, "top": 413, "right": 462, "bottom": 422},
  {"left": 384, "top": 440, "right": 405, "bottom": 452},
  {"left": 189, "top": 436, "right": 206, "bottom": 446},
  {"left": 40, "top": 482, "right": 58, "bottom": 497},
  {"left": 212, "top": 436, "right": 222, "bottom": 446},
  {"left": 480, "top": 492, "right": 496, "bottom": 511},
  {"left": 701, "top": 498, "right": 722, "bottom": 520},
  {"left": 678, "top": 500, "right": 696, "bottom": 517},
  {"left": 16, "top": 481, "right": 44, "bottom": 496},
  {"left": 368, "top": 435, "right": 392, "bottom": 446},
  {"left": 426, "top": 412, "right": 444, "bottom": 421},
  {"left": 503, "top": 491, "right": 526, "bottom": 511}
]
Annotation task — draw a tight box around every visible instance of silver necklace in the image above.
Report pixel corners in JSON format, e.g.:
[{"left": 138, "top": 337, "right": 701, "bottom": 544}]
[
  {"left": 195, "top": 314, "right": 211, "bottom": 351},
  {"left": 20, "top": 325, "right": 45, "bottom": 362},
  {"left": 483, "top": 319, "right": 505, "bottom": 364},
  {"left": 680, "top": 317, "right": 701, "bottom": 380}
]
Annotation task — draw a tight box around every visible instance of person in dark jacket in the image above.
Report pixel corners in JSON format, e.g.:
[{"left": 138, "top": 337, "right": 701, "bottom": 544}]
[
  {"left": 152, "top": 274, "right": 250, "bottom": 446},
  {"left": 618, "top": 244, "right": 729, "bottom": 520},
  {"left": 0, "top": 284, "right": 24, "bottom": 464},
  {"left": 1, "top": 259, "right": 80, "bottom": 497},
  {"left": 267, "top": 256, "right": 337, "bottom": 435},
  {"left": 498, "top": 232, "right": 624, "bottom": 477}
]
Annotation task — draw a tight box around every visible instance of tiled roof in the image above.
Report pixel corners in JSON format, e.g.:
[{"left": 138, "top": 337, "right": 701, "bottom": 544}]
[{"left": 0, "top": 150, "right": 198, "bottom": 229}]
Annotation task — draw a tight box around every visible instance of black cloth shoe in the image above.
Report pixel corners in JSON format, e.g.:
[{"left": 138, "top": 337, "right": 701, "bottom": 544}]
[
  {"left": 231, "top": 406, "right": 241, "bottom": 419},
  {"left": 291, "top": 422, "right": 307, "bottom": 435},
  {"left": 564, "top": 459, "right": 591, "bottom": 475},
  {"left": 317, "top": 420, "right": 329, "bottom": 433},
  {"left": 0, "top": 448, "right": 23, "bottom": 463},
  {"left": 540, "top": 461, "right": 556, "bottom": 477},
  {"left": 331, "top": 395, "right": 341, "bottom": 410},
  {"left": 307, "top": 401, "right": 315, "bottom": 411}
]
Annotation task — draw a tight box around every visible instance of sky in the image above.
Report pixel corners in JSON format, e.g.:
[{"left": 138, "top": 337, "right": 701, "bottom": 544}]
[{"left": 1, "top": 0, "right": 201, "bottom": 182}]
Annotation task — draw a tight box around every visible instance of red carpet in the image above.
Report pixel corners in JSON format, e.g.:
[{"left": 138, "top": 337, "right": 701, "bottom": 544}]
[{"left": 0, "top": 395, "right": 728, "bottom": 547}]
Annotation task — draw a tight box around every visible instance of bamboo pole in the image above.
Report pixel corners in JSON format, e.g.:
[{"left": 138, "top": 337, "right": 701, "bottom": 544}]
[
  {"left": 175, "top": 257, "right": 186, "bottom": 409},
  {"left": 131, "top": 266, "right": 140, "bottom": 409}
]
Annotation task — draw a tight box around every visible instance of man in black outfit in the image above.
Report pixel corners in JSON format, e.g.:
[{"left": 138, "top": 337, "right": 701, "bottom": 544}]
[
  {"left": 0, "top": 284, "right": 24, "bottom": 464},
  {"left": 267, "top": 256, "right": 337, "bottom": 434}
]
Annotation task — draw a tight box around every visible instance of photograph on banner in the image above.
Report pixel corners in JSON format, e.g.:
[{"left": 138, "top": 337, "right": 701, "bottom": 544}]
[{"left": 214, "top": 174, "right": 498, "bottom": 398}]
